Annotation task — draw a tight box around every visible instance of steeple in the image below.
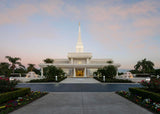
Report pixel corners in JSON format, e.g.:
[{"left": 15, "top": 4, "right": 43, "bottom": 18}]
[{"left": 76, "top": 22, "right": 84, "bottom": 52}]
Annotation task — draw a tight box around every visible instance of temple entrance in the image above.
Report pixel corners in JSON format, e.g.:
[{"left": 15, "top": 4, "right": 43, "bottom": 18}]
[{"left": 76, "top": 68, "right": 84, "bottom": 77}]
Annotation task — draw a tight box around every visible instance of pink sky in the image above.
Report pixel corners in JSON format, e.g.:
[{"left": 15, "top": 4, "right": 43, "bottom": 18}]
[{"left": 0, "top": 0, "right": 160, "bottom": 69}]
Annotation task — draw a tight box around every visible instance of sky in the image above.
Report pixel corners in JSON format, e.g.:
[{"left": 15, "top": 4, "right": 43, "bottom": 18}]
[{"left": 0, "top": 0, "right": 160, "bottom": 69}]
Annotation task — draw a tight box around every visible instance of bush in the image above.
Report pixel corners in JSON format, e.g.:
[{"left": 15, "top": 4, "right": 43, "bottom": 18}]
[
  {"left": 136, "top": 74, "right": 150, "bottom": 77},
  {"left": 0, "top": 88, "right": 31, "bottom": 104},
  {"left": 94, "top": 77, "right": 133, "bottom": 83},
  {"left": 29, "top": 76, "right": 67, "bottom": 83},
  {"left": 140, "top": 78, "right": 160, "bottom": 92},
  {"left": 94, "top": 65, "right": 117, "bottom": 79},
  {"left": 0, "top": 77, "right": 17, "bottom": 93},
  {"left": 129, "top": 87, "right": 160, "bottom": 102},
  {"left": 44, "top": 66, "right": 65, "bottom": 79}
]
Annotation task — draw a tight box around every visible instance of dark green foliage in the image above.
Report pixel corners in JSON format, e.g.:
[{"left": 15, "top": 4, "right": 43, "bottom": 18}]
[
  {"left": 0, "top": 62, "right": 11, "bottom": 77},
  {"left": 118, "top": 72, "right": 124, "bottom": 75},
  {"left": 134, "top": 58, "right": 154, "bottom": 74},
  {"left": 136, "top": 74, "right": 150, "bottom": 77},
  {"left": 43, "top": 58, "right": 54, "bottom": 63},
  {"left": 27, "top": 64, "right": 35, "bottom": 72},
  {"left": 103, "top": 65, "right": 117, "bottom": 78},
  {"left": 95, "top": 65, "right": 117, "bottom": 79},
  {"left": 44, "top": 65, "right": 65, "bottom": 79},
  {"left": 129, "top": 70, "right": 137, "bottom": 74},
  {"left": 129, "top": 88, "right": 160, "bottom": 102},
  {"left": 0, "top": 77, "right": 18, "bottom": 93},
  {"left": 106, "top": 60, "right": 113, "bottom": 64},
  {"left": 27, "top": 64, "right": 40, "bottom": 75},
  {"left": 14, "top": 68, "right": 27, "bottom": 74},
  {"left": 155, "top": 69, "right": 160, "bottom": 75},
  {"left": 0, "top": 91, "right": 47, "bottom": 114},
  {"left": 0, "top": 88, "right": 31, "bottom": 104},
  {"left": 94, "top": 77, "right": 133, "bottom": 83},
  {"left": 29, "top": 76, "right": 67, "bottom": 82},
  {"left": 5, "top": 56, "right": 24, "bottom": 73}
]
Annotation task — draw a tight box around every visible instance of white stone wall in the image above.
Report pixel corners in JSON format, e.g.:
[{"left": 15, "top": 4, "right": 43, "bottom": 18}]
[{"left": 73, "top": 59, "right": 86, "bottom": 64}]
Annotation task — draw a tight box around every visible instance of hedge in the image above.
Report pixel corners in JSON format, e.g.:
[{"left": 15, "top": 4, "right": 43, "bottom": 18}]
[
  {"left": 129, "top": 87, "right": 160, "bottom": 102},
  {"left": 94, "top": 77, "right": 133, "bottom": 83},
  {"left": 29, "top": 76, "right": 67, "bottom": 83},
  {"left": 0, "top": 88, "right": 31, "bottom": 104}
]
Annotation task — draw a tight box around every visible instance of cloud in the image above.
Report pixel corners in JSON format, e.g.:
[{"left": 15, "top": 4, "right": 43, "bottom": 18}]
[
  {"left": 0, "top": 3, "right": 38, "bottom": 25},
  {"left": 0, "top": 0, "right": 160, "bottom": 68},
  {"left": 84, "top": 0, "right": 160, "bottom": 53},
  {"left": 0, "top": 0, "right": 65, "bottom": 25}
]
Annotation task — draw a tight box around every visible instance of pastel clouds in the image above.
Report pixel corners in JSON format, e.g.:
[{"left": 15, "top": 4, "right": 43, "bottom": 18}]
[{"left": 0, "top": 0, "right": 160, "bottom": 69}]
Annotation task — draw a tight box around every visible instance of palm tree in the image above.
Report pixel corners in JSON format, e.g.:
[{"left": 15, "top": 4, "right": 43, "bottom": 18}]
[
  {"left": 5, "top": 56, "right": 23, "bottom": 73},
  {"left": 43, "top": 58, "right": 54, "bottom": 63},
  {"left": 134, "top": 58, "right": 154, "bottom": 73},
  {"left": 27, "top": 64, "right": 35, "bottom": 72}
]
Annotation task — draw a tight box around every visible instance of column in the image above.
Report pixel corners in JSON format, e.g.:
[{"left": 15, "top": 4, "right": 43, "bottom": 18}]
[
  {"left": 73, "top": 68, "right": 76, "bottom": 77},
  {"left": 87, "top": 58, "right": 89, "bottom": 64},
  {"left": 71, "top": 58, "right": 73, "bottom": 64},
  {"left": 84, "top": 67, "right": 86, "bottom": 77},
  {"left": 41, "top": 67, "right": 44, "bottom": 77}
]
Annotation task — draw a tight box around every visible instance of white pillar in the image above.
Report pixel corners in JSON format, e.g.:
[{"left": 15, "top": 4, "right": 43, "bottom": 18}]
[
  {"left": 84, "top": 67, "right": 86, "bottom": 77},
  {"left": 71, "top": 58, "right": 73, "bottom": 64},
  {"left": 41, "top": 67, "right": 43, "bottom": 77},
  {"left": 73, "top": 68, "right": 76, "bottom": 77},
  {"left": 87, "top": 59, "right": 88, "bottom": 64}
]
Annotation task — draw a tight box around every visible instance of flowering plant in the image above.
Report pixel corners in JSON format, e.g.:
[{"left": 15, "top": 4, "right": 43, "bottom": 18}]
[
  {"left": 0, "top": 91, "right": 47, "bottom": 114},
  {"left": 0, "top": 77, "right": 17, "bottom": 93},
  {"left": 116, "top": 91, "right": 160, "bottom": 113},
  {"left": 140, "top": 78, "right": 160, "bottom": 91}
]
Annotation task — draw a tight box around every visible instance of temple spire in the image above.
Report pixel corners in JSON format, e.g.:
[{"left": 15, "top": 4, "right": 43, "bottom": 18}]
[{"left": 76, "top": 22, "right": 84, "bottom": 52}]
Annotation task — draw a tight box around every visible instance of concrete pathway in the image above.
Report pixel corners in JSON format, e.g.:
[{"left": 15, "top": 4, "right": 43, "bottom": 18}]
[
  {"left": 10, "top": 92, "right": 152, "bottom": 114},
  {"left": 60, "top": 78, "right": 100, "bottom": 83}
]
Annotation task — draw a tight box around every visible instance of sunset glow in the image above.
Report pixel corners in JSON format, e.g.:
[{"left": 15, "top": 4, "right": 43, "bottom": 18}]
[{"left": 0, "top": 0, "right": 160, "bottom": 69}]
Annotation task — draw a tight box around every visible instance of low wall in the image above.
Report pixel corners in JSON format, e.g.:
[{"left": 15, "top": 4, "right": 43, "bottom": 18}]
[
  {"left": 116, "top": 77, "right": 150, "bottom": 83},
  {"left": 9, "top": 77, "right": 45, "bottom": 83}
]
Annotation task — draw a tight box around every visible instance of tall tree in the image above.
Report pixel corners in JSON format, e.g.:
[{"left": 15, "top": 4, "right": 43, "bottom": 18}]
[
  {"left": 43, "top": 58, "right": 54, "bottom": 63},
  {"left": 5, "top": 56, "right": 23, "bottom": 73},
  {"left": 134, "top": 58, "right": 154, "bottom": 73}
]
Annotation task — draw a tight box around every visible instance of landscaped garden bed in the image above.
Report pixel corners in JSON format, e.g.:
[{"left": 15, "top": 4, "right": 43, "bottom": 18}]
[
  {"left": 0, "top": 91, "right": 47, "bottom": 114},
  {"left": 94, "top": 77, "right": 133, "bottom": 83},
  {"left": 116, "top": 90, "right": 160, "bottom": 114},
  {"left": 116, "top": 78, "right": 160, "bottom": 114},
  {"left": 29, "top": 76, "right": 67, "bottom": 82},
  {"left": 0, "top": 77, "right": 48, "bottom": 114}
]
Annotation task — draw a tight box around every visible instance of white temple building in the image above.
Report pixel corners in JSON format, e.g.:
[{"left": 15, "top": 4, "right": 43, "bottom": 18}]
[{"left": 39, "top": 23, "right": 120, "bottom": 77}]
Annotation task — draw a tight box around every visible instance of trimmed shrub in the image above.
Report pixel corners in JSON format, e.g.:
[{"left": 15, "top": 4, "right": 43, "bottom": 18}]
[
  {"left": 136, "top": 74, "right": 150, "bottom": 77},
  {"left": 0, "top": 77, "right": 17, "bottom": 93},
  {"left": 140, "top": 78, "right": 160, "bottom": 91},
  {"left": 94, "top": 77, "right": 133, "bottom": 83},
  {"left": 0, "top": 88, "right": 31, "bottom": 104},
  {"left": 129, "top": 87, "right": 160, "bottom": 102},
  {"left": 29, "top": 76, "right": 67, "bottom": 83}
]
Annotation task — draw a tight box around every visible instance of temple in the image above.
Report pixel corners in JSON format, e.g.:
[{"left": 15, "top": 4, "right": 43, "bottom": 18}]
[{"left": 39, "top": 23, "right": 120, "bottom": 77}]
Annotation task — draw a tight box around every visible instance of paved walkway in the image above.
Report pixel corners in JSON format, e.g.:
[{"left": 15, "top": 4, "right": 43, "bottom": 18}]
[
  {"left": 10, "top": 92, "right": 152, "bottom": 114},
  {"left": 60, "top": 78, "right": 100, "bottom": 83}
]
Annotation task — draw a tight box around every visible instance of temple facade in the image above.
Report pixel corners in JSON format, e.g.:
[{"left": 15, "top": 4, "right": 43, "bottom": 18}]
[{"left": 39, "top": 23, "right": 120, "bottom": 77}]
